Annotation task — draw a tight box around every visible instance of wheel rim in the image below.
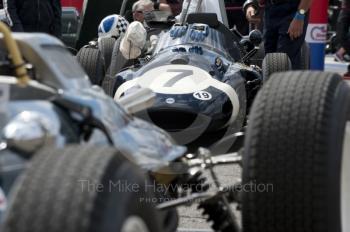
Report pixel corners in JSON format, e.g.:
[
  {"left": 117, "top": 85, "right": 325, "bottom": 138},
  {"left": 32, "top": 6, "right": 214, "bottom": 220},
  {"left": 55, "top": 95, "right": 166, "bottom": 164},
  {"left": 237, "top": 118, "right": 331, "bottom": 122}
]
[
  {"left": 121, "top": 215, "right": 150, "bottom": 232},
  {"left": 342, "top": 122, "right": 350, "bottom": 232}
]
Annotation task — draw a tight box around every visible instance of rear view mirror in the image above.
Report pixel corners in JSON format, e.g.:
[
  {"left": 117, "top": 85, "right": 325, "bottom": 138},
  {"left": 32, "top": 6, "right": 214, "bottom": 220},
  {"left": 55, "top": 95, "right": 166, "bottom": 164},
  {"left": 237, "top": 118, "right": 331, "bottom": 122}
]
[{"left": 117, "top": 88, "right": 156, "bottom": 114}]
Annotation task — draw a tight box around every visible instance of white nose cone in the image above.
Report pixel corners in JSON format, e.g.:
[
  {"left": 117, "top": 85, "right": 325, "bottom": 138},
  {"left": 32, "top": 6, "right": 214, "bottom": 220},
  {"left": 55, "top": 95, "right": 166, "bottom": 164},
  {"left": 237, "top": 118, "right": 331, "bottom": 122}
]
[
  {"left": 120, "top": 21, "right": 147, "bottom": 60},
  {"left": 114, "top": 64, "right": 241, "bottom": 125}
]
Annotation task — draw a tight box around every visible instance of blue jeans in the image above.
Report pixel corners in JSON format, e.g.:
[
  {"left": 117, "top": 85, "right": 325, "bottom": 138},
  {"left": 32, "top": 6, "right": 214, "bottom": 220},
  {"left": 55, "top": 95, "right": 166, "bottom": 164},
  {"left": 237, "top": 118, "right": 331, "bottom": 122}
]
[{"left": 264, "top": 2, "right": 309, "bottom": 69}]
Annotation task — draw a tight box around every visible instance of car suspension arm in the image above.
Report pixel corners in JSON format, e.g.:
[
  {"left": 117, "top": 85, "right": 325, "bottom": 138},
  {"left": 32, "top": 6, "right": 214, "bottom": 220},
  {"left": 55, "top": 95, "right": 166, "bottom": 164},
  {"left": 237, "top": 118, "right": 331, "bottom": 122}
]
[{"left": 185, "top": 152, "right": 242, "bottom": 167}]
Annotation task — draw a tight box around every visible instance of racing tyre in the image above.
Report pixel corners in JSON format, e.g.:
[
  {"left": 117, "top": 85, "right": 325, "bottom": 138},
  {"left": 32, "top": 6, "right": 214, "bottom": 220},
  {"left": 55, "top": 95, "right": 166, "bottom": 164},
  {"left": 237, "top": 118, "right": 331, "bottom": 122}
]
[
  {"left": 262, "top": 53, "right": 291, "bottom": 82},
  {"left": 76, "top": 46, "right": 105, "bottom": 85},
  {"left": 300, "top": 41, "right": 310, "bottom": 70},
  {"left": 101, "top": 74, "right": 117, "bottom": 97},
  {"left": 98, "top": 37, "right": 116, "bottom": 71},
  {"left": 243, "top": 71, "right": 350, "bottom": 232},
  {"left": 109, "top": 37, "right": 129, "bottom": 77},
  {"left": 1, "top": 145, "right": 163, "bottom": 232}
]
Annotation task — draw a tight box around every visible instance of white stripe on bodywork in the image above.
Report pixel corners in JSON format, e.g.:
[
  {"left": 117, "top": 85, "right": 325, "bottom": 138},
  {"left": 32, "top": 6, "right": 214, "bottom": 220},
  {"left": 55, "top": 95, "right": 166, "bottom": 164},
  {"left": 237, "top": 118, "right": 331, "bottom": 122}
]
[{"left": 115, "top": 65, "right": 240, "bottom": 125}]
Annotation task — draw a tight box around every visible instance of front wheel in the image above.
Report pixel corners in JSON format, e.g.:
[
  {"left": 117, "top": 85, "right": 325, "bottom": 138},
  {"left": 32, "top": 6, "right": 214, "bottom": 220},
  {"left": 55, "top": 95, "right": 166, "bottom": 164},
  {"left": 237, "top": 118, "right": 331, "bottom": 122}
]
[
  {"left": 1, "top": 146, "right": 163, "bottom": 232},
  {"left": 76, "top": 46, "right": 105, "bottom": 85},
  {"left": 243, "top": 71, "right": 350, "bottom": 232},
  {"left": 262, "top": 53, "right": 291, "bottom": 82},
  {"left": 98, "top": 37, "right": 116, "bottom": 72}
]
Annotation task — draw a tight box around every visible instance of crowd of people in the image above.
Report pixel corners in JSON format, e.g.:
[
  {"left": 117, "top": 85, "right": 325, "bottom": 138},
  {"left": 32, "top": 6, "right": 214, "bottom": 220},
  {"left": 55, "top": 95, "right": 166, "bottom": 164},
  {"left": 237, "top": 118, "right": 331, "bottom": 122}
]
[{"left": 0, "top": 0, "right": 349, "bottom": 66}]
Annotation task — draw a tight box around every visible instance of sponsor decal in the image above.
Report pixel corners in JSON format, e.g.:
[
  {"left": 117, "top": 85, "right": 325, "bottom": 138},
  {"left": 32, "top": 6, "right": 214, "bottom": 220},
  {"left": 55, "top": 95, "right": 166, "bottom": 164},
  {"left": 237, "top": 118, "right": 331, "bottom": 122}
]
[
  {"left": 166, "top": 98, "right": 175, "bottom": 104},
  {"left": 306, "top": 24, "right": 327, "bottom": 43},
  {"left": 193, "top": 91, "right": 212, "bottom": 101}
]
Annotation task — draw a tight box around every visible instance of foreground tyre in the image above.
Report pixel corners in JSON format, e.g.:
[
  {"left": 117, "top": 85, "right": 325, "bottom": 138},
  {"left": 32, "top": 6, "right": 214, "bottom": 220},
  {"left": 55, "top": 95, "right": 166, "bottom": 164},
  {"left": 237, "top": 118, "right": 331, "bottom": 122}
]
[
  {"left": 262, "top": 53, "right": 291, "bottom": 82},
  {"left": 1, "top": 146, "right": 162, "bottom": 232},
  {"left": 243, "top": 71, "right": 350, "bottom": 232},
  {"left": 76, "top": 47, "right": 105, "bottom": 85},
  {"left": 98, "top": 37, "right": 116, "bottom": 71}
]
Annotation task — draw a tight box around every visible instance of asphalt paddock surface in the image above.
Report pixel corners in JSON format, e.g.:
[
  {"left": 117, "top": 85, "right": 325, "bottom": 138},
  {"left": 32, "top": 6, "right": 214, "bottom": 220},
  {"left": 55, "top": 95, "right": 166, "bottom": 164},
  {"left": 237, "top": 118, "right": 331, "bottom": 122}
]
[{"left": 178, "top": 164, "right": 241, "bottom": 231}]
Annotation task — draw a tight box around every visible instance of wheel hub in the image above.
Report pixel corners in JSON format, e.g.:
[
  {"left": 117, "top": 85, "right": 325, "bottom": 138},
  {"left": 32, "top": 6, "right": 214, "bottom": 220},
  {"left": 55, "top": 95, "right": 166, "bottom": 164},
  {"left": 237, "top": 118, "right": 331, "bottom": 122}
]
[{"left": 121, "top": 216, "right": 150, "bottom": 232}]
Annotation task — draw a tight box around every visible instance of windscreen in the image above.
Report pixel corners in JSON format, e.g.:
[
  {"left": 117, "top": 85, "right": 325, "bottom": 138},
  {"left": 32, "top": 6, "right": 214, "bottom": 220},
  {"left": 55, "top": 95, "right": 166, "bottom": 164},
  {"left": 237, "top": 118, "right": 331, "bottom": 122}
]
[{"left": 154, "top": 27, "right": 229, "bottom": 56}]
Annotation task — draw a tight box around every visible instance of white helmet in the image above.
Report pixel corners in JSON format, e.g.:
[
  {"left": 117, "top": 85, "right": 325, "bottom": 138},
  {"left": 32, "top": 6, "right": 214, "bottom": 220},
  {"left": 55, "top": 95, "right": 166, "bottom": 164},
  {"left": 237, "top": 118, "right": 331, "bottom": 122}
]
[{"left": 98, "top": 14, "right": 129, "bottom": 38}]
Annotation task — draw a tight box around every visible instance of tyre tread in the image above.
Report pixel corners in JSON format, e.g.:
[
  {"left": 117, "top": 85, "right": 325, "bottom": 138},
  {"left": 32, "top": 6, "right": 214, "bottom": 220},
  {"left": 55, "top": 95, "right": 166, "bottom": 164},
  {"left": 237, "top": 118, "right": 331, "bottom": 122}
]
[{"left": 243, "top": 71, "right": 343, "bottom": 232}]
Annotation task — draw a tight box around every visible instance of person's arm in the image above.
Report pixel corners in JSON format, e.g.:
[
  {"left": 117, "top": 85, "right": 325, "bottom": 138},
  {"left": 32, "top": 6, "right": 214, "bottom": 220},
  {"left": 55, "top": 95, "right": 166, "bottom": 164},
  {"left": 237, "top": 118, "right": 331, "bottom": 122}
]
[
  {"left": 243, "top": 0, "right": 259, "bottom": 13},
  {"left": 6, "top": 0, "right": 23, "bottom": 31},
  {"left": 51, "top": 0, "right": 62, "bottom": 38},
  {"left": 298, "top": 0, "right": 313, "bottom": 12},
  {"left": 287, "top": 0, "right": 313, "bottom": 40},
  {"left": 159, "top": 3, "right": 172, "bottom": 13},
  {"left": 243, "top": 0, "right": 261, "bottom": 24},
  {"left": 175, "top": 0, "right": 200, "bottom": 23}
]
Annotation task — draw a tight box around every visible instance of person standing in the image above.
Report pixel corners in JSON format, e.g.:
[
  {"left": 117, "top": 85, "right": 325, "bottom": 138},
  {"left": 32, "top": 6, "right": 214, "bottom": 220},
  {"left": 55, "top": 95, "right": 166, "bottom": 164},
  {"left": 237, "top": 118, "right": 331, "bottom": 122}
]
[
  {"left": 133, "top": 0, "right": 172, "bottom": 24},
  {"left": 152, "top": 0, "right": 172, "bottom": 12},
  {"left": 133, "top": 0, "right": 157, "bottom": 24},
  {"left": 334, "top": 0, "right": 350, "bottom": 62},
  {"left": 7, "top": 0, "right": 62, "bottom": 38},
  {"left": 225, "top": 0, "right": 249, "bottom": 35},
  {"left": 175, "top": 0, "right": 224, "bottom": 23},
  {"left": 244, "top": 0, "right": 313, "bottom": 69},
  {"left": 165, "top": 0, "right": 183, "bottom": 16}
]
